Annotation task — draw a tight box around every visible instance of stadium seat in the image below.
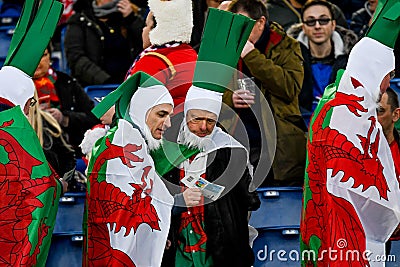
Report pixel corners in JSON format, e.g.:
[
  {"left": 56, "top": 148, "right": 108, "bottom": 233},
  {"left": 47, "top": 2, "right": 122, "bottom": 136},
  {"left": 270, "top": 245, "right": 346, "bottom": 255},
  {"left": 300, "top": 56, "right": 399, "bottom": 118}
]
[
  {"left": 390, "top": 78, "right": 400, "bottom": 131},
  {"left": 249, "top": 187, "right": 303, "bottom": 229},
  {"left": 0, "top": 2, "right": 21, "bottom": 26},
  {"left": 46, "top": 234, "right": 83, "bottom": 267},
  {"left": 84, "top": 84, "right": 119, "bottom": 105},
  {"left": 253, "top": 226, "right": 301, "bottom": 266},
  {"left": 0, "top": 25, "right": 14, "bottom": 66},
  {"left": 47, "top": 192, "right": 85, "bottom": 266},
  {"left": 60, "top": 26, "right": 70, "bottom": 74},
  {"left": 386, "top": 240, "right": 400, "bottom": 267},
  {"left": 53, "top": 192, "right": 85, "bottom": 235}
]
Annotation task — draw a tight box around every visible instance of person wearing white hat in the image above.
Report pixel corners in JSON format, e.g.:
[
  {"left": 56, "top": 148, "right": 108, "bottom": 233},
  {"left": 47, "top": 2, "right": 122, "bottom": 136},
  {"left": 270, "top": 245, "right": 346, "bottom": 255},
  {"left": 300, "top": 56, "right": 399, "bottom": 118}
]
[
  {"left": 86, "top": 71, "right": 202, "bottom": 266},
  {"left": 301, "top": 0, "right": 400, "bottom": 265},
  {"left": 125, "top": 0, "right": 197, "bottom": 116},
  {"left": 159, "top": 9, "right": 260, "bottom": 267},
  {"left": 0, "top": 0, "right": 65, "bottom": 265}
]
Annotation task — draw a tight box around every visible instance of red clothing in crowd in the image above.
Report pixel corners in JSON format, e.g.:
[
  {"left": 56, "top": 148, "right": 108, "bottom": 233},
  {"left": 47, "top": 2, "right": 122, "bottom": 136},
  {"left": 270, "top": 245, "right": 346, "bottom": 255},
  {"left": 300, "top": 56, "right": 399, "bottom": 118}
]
[{"left": 127, "top": 43, "right": 197, "bottom": 114}]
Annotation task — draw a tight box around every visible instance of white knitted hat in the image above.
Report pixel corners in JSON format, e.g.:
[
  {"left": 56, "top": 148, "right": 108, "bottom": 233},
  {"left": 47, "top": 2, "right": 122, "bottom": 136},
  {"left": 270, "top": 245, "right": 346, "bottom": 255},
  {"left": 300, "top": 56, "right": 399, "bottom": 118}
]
[{"left": 148, "top": 0, "right": 193, "bottom": 45}]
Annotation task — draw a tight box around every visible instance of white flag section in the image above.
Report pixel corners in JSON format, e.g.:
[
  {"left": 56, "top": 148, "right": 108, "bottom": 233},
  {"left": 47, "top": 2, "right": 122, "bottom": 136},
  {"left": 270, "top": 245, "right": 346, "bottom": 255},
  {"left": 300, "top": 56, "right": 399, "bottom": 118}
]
[
  {"left": 322, "top": 37, "right": 400, "bottom": 267},
  {"left": 87, "top": 119, "right": 173, "bottom": 267},
  {"left": 327, "top": 70, "right": 400, "bottom": 265}
]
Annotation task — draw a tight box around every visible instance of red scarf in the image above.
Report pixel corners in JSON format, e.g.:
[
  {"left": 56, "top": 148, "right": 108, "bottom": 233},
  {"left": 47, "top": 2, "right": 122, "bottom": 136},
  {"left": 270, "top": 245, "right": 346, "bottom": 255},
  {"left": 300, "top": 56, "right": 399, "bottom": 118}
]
[{"left": 33, "top": 68, "right": 59, "bottom": 108}]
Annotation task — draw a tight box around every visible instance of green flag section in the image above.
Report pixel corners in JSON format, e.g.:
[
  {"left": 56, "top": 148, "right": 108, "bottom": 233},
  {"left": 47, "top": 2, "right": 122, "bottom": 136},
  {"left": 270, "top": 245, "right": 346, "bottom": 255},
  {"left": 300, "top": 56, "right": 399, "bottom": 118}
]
[
  {"left": 193, "top": 8, "right": 255, "bottom": 93},
  {"left": 366, "top": 0, "right": 400, "bottom": 48},
  {"left": 4, "top": 0, "right": 63, "bottom": 76},
  {"left": 92, "top": 71, "right": 166, "bottom": 120},
  {"left": 300, "top": 70, "right": 343, "bottom": 265},
  {"left": 150, "top": 140, "right": 199, "bottom": 176},
  {"left": 0, "top": 106, "right": 62, "bottom": 266}
]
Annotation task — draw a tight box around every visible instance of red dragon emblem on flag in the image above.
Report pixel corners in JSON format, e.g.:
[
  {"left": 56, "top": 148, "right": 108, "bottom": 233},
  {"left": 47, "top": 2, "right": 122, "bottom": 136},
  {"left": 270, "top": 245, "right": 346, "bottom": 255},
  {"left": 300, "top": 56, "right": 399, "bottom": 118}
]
[{"left": 301, "top": 77, "right": 390, "bottom": 266}]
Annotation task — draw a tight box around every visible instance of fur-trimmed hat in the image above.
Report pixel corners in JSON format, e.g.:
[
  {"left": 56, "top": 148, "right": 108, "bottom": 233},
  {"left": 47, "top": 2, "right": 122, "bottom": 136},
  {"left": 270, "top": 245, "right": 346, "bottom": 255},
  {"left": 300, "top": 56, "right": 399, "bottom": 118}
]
[{"left": 148, "top": 0, "right": 193, "bottom": 45}]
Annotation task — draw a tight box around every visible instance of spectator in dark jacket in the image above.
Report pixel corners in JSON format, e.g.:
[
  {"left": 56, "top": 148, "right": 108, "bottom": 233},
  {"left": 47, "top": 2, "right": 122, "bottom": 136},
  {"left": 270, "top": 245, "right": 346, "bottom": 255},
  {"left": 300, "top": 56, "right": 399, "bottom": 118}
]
[
  {"left": 287, "top": 0, "right": 358, "bottom": 113},
  {"left": 33, "top": 47, "right": 100, "bottom": 155},
  {"left": 349, "top": 0, "right": 378, "bottom": 38},
  {"left": 64, "top": 0, "right": 144, "bottom": 86}
]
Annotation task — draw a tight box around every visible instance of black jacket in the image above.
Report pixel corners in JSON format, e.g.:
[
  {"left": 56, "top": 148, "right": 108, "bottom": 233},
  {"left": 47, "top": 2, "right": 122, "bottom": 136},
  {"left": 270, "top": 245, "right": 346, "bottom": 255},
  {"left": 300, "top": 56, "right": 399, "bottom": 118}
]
[
  {"left": 65, "top": 9, "right": 144, "bottom": 86},
  {"left": 162, "top": 147, "right": 260, "bottom": 267},
  {"left": 54, "top": 70, "right": 99, "bottom": 153}
]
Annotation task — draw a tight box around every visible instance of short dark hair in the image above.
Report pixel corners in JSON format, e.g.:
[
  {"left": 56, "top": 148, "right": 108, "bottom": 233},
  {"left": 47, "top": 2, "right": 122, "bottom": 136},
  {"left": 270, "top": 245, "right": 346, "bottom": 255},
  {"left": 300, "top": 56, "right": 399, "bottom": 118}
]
[
  {"left": 386, "top": 87, "right": 400, "bottom": 112},
  {"left": 230, "top": 0, "right": 269, "bottom": 21},
  {"left": 301, "top": 0, "right": 335, "bottom": 21}
]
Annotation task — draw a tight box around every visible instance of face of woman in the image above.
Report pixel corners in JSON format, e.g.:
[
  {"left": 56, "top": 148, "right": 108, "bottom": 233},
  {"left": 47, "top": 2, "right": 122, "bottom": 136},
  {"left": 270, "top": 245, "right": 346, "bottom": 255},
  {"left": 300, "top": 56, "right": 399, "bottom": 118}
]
[
  {"left": 142, "top": 12, "right": 154, "bottom": 49},
  {"left": 33, "top": 49, "right": 51, "bottom": 79}
]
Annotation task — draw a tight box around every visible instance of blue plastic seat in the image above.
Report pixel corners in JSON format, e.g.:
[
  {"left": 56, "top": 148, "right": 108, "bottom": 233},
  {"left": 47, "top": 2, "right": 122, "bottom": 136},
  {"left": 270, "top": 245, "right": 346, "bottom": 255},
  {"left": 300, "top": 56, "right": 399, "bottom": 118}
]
[
  {"left": 60, "top": 25, "right": 70, "bottom": 74},
  {"left": 53, "top": 192, "right": 86, "bottom": 235},
  {"left": 46, "top": 192, "right": 85, "bottom": 266},
  {"left": 390, "top": 78, "right": 400, "bottom": 131},
  {"left": 46, "top": 234, "right": 83, "bottom": 267},
  {"left": 84, "top": 84, "right": 119, "bottom": 105},
  {"left": 249, "top": 187, "right": 303, "bottom": 229},
  {"left": 253, "top": 226, "right": 301, "bottom": 266},
  {"left": 0, "top": 25, "right": 14, "bottom": 65},
  {"left": 0, "top": 2, "right": 21, "bottom": 26}
]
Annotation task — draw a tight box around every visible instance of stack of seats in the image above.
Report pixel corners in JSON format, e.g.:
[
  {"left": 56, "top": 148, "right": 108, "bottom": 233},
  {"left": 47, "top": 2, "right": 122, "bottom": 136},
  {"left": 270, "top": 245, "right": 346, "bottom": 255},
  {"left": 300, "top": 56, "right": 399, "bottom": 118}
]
[
  {"left": 249, "top": 187, "right": 303, "bottom": 266},
  {"left": 46, "top": 192, "right": 86, "bottom": 267},
  {"left": 0, "top": 25, "right": 13, "bottom": 67}
]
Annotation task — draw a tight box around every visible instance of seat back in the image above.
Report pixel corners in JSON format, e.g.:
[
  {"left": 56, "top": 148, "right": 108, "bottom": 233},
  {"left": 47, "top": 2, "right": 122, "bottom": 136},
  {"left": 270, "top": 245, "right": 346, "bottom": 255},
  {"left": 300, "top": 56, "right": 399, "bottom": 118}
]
[
  {"left": 390, "top": 78, "right": 400, "bottom": 131},
  {"left": 249, "top": 187, "right": 303, "bottom": 229},
  {"left": 0, "top": 25, "right": 14, "bottom": 67},
  {"left": 84, "top": 84, "right": 119, "bottom": 106}
]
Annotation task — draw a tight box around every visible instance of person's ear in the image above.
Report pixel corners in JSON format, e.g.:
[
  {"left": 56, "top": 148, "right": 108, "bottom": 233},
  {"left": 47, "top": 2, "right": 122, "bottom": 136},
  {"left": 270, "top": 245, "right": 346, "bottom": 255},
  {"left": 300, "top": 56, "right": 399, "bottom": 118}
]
[
  {"left": 331, "top": 19, "right": 336, "bottom": 29},
  {"left": 258, "top": 16, "right": 266, "bottom": 31},
  {"left": 393, "top": 108, "right": 400, "bottom": 123}
]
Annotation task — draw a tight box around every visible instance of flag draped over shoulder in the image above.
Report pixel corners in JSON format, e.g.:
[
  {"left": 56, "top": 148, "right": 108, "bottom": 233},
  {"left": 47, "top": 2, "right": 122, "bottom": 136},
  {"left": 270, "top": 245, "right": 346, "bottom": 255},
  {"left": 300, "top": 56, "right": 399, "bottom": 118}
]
[
  {"left": 0, "top": 106, "right": 61, "bottom": 266},
  {"left": 85, "top": 119, "right": 174, "bottom": 267},
  {"left": 301, "top": 67, "right": 400, "bottom": 266}
]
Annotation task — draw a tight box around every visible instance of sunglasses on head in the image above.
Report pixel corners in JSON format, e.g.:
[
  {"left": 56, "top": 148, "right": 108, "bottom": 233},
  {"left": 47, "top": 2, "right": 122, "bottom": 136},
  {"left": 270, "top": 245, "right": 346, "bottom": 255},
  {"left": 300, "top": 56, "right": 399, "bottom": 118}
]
[
  {"left": 29, "top": 97, "right": 37, "bottom": 107},
  {"left": 303, "top": 18, "right": 332, "bottom": 27}
]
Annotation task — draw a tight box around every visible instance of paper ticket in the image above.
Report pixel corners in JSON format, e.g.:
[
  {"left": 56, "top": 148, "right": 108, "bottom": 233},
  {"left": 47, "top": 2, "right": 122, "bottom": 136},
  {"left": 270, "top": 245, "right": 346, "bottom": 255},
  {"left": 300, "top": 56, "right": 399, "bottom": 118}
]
[{"left": 181, "top": 175, "right": 225, "bottom": 201}]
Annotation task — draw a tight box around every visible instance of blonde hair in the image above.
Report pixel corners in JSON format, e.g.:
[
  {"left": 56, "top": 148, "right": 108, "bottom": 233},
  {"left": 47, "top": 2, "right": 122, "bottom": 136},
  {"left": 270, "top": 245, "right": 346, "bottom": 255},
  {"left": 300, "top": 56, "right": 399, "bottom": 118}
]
[{"left": 28, "top": 89, "right": 74, "bottom": 152}]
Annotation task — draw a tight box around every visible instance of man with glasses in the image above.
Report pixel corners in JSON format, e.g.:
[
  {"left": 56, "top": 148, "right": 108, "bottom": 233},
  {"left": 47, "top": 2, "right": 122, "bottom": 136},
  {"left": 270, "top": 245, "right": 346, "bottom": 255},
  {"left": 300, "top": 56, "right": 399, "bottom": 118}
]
[{"left": 296, "top": 0, "right": 356, "bottom": 113}]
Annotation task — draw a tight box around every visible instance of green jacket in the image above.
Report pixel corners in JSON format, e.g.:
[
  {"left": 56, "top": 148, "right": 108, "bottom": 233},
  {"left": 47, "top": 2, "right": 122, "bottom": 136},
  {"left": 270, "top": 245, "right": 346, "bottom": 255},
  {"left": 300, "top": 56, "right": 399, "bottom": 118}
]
[{"left": 222, "top": 22, "right": 306, "bottom": 186}]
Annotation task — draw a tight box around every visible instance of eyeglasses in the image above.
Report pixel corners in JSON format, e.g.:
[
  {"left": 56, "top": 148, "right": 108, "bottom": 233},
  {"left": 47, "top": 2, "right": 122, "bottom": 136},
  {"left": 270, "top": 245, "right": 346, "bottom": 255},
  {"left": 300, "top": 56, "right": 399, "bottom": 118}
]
[
  {"left": 303, "top": 18, "right": 332, "bottom": 27},
  {"left": 29, "top": 97, "right": 37, "bottom": 107}
]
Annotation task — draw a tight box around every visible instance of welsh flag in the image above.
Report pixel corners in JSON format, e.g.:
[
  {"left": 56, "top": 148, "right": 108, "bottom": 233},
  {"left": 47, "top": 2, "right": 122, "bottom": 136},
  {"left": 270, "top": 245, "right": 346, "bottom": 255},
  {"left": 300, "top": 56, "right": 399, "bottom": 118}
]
[
  {"left": 85, "top": 119, "right": 197, "bottom": 267},
  {"left": 301, "top": 67, "right": 400, "bottom": 266},
  {"left": 0, "top": 106, "right": 62, "bottom": 266}
]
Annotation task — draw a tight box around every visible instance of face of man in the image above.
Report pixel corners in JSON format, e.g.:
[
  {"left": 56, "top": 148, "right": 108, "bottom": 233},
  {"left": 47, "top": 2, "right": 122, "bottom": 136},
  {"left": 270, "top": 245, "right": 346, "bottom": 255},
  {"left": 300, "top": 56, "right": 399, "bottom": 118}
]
[
  {"left": 235, "top": 10, "right": 265, "bottom": 44},
  {"left": 145, "top": 103, "right": 173, "bottom": 140},
  {"left": 142, "top": 12, "right": 154, "bottom": 49},
  {"left": 302, "top": 5, "right": 336, "bottom": 46},
  {"left": 33, "top": 49, "right": 51, "bottom": 79},
  {"left": 186, "top": 109, "right": 217, "bottom": 138},
  {"left": 377, "top": 92, "right": 398, "bottom": 134}
]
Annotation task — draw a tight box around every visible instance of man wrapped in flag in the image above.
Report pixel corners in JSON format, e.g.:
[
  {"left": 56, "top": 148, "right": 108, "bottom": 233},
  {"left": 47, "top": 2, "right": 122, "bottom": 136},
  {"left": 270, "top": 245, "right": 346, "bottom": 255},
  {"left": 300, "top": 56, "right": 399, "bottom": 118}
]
[
  {"left": 301, "top": 0, "right": 400, "bottom": 265},
  {"left": 158, "top": 8, "right": 260, "bottom": 267},
  {"left": 0, "top": 0, "right": 64, "bottom": 265},
  {"left": 86, "top": 71, "right": 191, "bottom": 267}
]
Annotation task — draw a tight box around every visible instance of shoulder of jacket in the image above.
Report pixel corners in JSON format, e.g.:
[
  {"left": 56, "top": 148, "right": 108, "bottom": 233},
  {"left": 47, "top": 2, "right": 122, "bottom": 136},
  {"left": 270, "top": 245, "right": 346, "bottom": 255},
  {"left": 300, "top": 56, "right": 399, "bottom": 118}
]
[
  {"left": 68, "top": 12, "right": 94, "bottom": 24},
  {"left": 335, "top": 25, "right": 359, "bottom": 54}
]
